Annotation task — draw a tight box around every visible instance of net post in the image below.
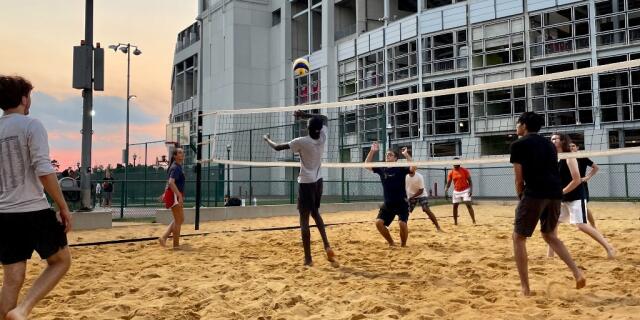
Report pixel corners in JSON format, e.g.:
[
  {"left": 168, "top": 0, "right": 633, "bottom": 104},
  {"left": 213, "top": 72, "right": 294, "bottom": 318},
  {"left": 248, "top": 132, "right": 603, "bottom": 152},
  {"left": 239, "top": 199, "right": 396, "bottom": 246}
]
[
  {"left": 249, "top": 129, "right": 253, "bottom": 204},
  {"left": 195, "top": 110, "right": 203, "bottom": 230},
  {"left": 624, "top": 163, "right": 629, "bottom": 199}
]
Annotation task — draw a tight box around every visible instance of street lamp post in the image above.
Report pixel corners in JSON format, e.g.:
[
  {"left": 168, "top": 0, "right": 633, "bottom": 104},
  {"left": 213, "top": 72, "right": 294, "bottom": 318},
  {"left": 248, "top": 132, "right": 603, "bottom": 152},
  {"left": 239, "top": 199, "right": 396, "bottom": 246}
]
[
  {"left": 133, "top": 154, "right": 137, "bottom": 167},
  {"left": 109, "top": 43, "right": 141, "bottom": 219},
  {"left": 226, "top": 144, "right": 231, "bottom": 197}
]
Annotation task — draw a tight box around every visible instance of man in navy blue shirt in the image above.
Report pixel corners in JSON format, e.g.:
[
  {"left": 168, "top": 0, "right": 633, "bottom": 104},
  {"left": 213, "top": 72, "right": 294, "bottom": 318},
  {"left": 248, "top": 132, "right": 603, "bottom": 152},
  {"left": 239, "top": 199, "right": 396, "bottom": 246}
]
[{"left": 365, "top": 142, "right": 416, "bottom": 247}]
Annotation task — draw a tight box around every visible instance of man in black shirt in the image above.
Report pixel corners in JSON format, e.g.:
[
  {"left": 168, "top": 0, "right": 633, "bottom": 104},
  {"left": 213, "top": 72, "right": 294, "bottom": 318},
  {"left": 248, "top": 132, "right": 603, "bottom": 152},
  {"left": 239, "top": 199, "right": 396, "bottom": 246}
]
[
  {"left": 365, "top": 142, "right": 416, "bottom": 247},
  {"left": 509, "top": 112, "right": 585, "bottom": 296},
  {"left": 570, "top": 142, "right": 599, "bottom": 228}
]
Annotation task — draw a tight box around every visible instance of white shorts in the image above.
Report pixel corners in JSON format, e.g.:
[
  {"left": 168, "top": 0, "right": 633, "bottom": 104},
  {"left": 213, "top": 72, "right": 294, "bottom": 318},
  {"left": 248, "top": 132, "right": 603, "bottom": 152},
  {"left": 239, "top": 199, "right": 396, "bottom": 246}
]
[
  {"left": 559, "top": 199, "right": 588, "bottom": 224},
  {"left": 452, "top": 188, "right": 472, "bottom": 204}
]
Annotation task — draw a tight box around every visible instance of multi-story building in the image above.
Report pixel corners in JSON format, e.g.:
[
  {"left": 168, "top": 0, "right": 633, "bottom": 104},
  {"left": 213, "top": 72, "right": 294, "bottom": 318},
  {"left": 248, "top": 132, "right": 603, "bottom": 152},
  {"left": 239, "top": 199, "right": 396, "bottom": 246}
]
[{"left": 170, "top": 0, "right": 640, "bottom": 199}]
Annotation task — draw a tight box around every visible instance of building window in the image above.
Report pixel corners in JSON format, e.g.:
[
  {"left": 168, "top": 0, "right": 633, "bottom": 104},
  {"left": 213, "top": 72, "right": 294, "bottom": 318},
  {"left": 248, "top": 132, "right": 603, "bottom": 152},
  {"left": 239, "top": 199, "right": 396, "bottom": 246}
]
[
  {"left": 480, "top": 134, "right": 519, "bottom": 156},
  {"left": 425, "top": 0, "right": 463, "bottom": 10},
  {"left": 358, "top": 93, "right": 386, "bottom": 144},
  {"left": 387, "top": 40, "right": 418, "bottom": 83},
  {"left": 424, "top": 78, "right": 469, "bottom": 136},
  {"left": 340, "top": 110, "right": 357, "bottom": 135},
  {"left": 294, "top": 70, "right": 320, "bottom": 105},
  {"left": 528, "top": 61, "right": 593, "bottom": 126},
  {"left": 471, "top": 70, "right": 526, "bottom": 124},
  {"left": 431, "top": 140, "right": 460, "bottom": 157},
  {"left": 529, "top": 4, "right": 590, "bottom": 59},
  {"left": 272, "top": 9, "right": 281, "bottom": 26},
  {"left": 338, "top": 59, "right": 357, "bottom": 97},
  {"left": 597, "top": 54, "right": 640, "bottom": 122},
  {"left": 595, "top": 0, "right": 640, "bottom": 46},
  {"left": 422, "top": 29, "right": 468, "bottom": 75},
  {"left": 389, "top": 86, "right": 419, "bottom": 139},
  {"left": 172, "top": 55, "right": 198, "bottom": 105},
  {"left": 358, "top": 50, "right": 384, "bottom": 90},
  {"left": 609, "top": 129, "right": 640, "bottom": 148},
  {"left": 472, "top": 18, "right": 524, "bottom": 68}
]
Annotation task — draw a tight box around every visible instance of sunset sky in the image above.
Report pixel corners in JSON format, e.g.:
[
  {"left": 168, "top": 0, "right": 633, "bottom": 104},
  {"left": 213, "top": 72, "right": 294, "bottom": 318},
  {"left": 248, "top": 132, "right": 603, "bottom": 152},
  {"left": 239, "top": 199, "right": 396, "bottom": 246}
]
[{"left": 0, "top": 0, "right": 197, "bottom": 170}]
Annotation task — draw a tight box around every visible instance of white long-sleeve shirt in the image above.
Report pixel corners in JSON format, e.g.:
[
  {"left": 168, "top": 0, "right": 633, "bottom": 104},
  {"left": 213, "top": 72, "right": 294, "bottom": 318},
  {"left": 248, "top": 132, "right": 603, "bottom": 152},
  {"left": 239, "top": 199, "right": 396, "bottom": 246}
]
[{"left": 0, "top": 113, "right": 56, "bottom": 213}]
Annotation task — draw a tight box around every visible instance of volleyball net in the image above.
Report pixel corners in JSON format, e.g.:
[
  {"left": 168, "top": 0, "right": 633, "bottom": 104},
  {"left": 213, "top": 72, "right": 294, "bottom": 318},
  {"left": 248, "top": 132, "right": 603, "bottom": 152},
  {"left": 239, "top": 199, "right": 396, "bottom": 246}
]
[{"left": 166, "top": 59, "right": 640, "bottom": 201}]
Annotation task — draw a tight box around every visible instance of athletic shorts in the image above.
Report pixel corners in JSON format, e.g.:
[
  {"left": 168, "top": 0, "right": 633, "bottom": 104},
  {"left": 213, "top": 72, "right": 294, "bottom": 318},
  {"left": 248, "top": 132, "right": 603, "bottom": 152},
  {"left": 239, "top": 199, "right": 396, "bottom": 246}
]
[
  {"left": 163, "top": 189, "right": 184, "bottom": 209},
  {"left": 377, "top": 201, "right": 410, "bottom": 227},
  {"left": 0, "top": 208, "right": 68, "bottom": 265},
  {"left": 514, "top": 196, "right": 561, "bottom": 237},
  {"left": 559, "top": 199, "right": 588, "bottom": 224},
  {"left": 298, "top": 179, "right": 323, "bottom": 212},
  {"left": 452, "top": 188, "right": 472, "bottom": 204},
  {"left": 409, "top": 197, "right": 430, "bottom": 212}
]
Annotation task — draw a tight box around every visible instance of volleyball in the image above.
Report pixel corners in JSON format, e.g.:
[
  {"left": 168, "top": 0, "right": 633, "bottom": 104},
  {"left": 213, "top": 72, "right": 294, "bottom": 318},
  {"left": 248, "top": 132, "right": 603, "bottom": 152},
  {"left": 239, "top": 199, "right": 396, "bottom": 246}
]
[{"left": 293, "top": 58, "right": 310, "bottom": 76}]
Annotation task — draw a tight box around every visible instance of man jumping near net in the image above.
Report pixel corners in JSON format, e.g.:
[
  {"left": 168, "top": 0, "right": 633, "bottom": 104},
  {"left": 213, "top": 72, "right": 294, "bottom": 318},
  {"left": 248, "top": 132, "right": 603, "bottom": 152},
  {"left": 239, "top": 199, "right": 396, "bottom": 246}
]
[{"left": 263, "top": 110, "right": 336, "bottom": 266}]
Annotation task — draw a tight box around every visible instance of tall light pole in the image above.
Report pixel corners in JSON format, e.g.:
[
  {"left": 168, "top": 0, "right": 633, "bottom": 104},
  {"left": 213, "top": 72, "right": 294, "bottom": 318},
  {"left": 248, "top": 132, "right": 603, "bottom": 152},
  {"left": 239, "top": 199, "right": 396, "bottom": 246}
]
[{"left": 108, "top": 43, "right": 141, "bottom": 218}]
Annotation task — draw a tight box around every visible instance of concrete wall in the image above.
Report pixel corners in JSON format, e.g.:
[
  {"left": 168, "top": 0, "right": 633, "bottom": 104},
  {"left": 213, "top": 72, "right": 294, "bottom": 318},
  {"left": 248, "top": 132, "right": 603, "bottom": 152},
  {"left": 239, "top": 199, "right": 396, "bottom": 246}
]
[{"left": 156, "top": 201, "right": 381, "bottom": 225}]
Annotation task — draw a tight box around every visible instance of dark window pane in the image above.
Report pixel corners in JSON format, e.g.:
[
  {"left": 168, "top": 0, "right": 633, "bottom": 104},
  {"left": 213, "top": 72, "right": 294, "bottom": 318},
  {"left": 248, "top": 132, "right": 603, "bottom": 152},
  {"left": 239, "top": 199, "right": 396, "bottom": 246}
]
[
  {"left": 514, "top": 86, "right": 526, "bottom": 98},
  {"left": 578, "top": 93, "right": 592, "bottom": 107},
  {"left": 435, "top": 108, "right": 456, "bottom": 121},
  {"left": 545, "top": 9, "right": 572, "bottom": 26},
  {"left": 435, "top": 94, "right": 456, "bottom": 107},
  {"left": 433, "top": 33, "right": 454, "bottom": 47},
  {"left": 514, "top": 100, "right": 526, "bottom": 113},
  {"left": 487, "top": 88, "right": 511, "bottom": 101},
  {"left": 458, "top": 121, "right": 469, "bottom": 133},
  {"left": 579, "top": 109, "right": 593, "bottom": 123},
  {"left": 487, "top": 101, "right": 512, "bottom": 115},
  {"left": 457, "top": 30, "right": 467, "bottom": 42},
  {"left": 548, "top": 111, "right": 577, "bottom": 126},
  {"left": 599, "top": 72, "right": 629, "bottom": 88},
  {"left": 600, "top": 89, "right": 630, "bottom": 106},
  {"left": 435, "top": 122, "right": 457, "bottom": 134},
  {"left": 601, "top": 107, "right": 620, "bottom": 122},
  {"left": 432, "top": 140, "right": 458, "bottom": 156},
  {"left": 481, "top": 135, "right": 519, "bottom": 156},
  {"left": 547, "top": 95, "right": 576, "bottom": 110},
  {"left": 624, "top": 129, "right": 640, "bottom": 147},
  {"left": 577, "top": 77, "right": 591, "bottom": 91},
  {"left": 546, "top": 63, "right": 573, "bottom": 74},
  {"left": 485, "top": 51, "right": 510, "bottom": 66},
  {"left": 574, "top": 5, "right": 588, "bottom": 20},
  {"left": 547, "top": 79, "right": 575, "bottom": 94},
  {"left": 459, "top": 106, "right": 469, "bottom": 118},
  {"left": 530, "top": 15, "right": 542, "bottom": 29}
]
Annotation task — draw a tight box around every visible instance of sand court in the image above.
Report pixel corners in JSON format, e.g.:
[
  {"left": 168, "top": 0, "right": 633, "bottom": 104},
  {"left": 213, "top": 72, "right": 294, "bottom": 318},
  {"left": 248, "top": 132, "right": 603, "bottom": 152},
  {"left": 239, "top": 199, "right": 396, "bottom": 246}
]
[{"left": 2, "top": 202, "right": 639, "bottom": 319}]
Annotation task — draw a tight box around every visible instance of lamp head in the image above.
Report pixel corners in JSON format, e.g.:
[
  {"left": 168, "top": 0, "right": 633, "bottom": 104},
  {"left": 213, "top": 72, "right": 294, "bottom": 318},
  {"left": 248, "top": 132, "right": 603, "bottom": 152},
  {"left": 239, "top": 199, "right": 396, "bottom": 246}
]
[
  {"left": 133, "top": 48, "right": 142, "bottom": 56},
  {"left": 226, "top": 144, "right": 232, "bottom": 152},
  {"left": 108, "top": 44, "right": 119, "bottom": 52},
  {"left": 119, "top": 46, "right": 128, "bottom": 54},
  {"left": 128, "top": 95, "right": 137, "bottom": 101}
]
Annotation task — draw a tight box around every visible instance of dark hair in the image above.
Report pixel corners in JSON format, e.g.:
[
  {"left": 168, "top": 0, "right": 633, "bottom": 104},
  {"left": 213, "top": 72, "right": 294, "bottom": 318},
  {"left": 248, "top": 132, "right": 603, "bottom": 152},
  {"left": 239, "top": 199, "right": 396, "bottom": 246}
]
[
  {"left": 517, "top": 112, "right": 544, "bottom": 133},
  {"left": 167, "top": 147, "right": 182, "bottom": 173},
  {"left": 307, "top": 116, "right": 324, "bottom": 140},
  {"left": 552, "top": 133, "right": 572, "bottom": 153},
  {"left": 0, "top": 75, "right": 33, "bottom": 111}
]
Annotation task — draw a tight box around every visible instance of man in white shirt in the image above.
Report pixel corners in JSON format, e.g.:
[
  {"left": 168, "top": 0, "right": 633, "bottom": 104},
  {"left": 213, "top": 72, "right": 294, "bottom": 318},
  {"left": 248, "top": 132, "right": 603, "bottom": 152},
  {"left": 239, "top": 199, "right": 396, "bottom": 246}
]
[
  {"left": 264, "top": 110, "right": 336, "bottom": 266},
  {"left": 406, "top": 170, "right": 443, "bottom": 232},
  {"left": 0, "top": 75, "right": 72, "bottom": 320}
]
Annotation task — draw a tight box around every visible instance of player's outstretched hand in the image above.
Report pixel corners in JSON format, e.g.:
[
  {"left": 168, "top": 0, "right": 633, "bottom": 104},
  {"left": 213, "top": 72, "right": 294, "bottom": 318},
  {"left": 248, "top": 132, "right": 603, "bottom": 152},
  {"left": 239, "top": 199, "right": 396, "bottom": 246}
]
[
  {"left": 401, "top": 147, "right": 410, "bottom": 157},
  {"left": 371, "top": 142, "right": 379, "bottom": 152},
  {"left": 263, "top": 134, "right": 271, "bottom": 141}
]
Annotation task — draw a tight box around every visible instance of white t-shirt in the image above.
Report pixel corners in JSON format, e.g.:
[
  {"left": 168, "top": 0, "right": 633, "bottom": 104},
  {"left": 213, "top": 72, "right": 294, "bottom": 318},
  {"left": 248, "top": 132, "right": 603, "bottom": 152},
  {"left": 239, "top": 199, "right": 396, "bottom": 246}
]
[
  {"left": 0, "top": 113, "right": 56, "bottom": 213},
  {"left": 405, "top": 172, "right": 427, "bottom": 199},
  {"left": 288, "top": 126, "right": 326, "bottom": 184}
]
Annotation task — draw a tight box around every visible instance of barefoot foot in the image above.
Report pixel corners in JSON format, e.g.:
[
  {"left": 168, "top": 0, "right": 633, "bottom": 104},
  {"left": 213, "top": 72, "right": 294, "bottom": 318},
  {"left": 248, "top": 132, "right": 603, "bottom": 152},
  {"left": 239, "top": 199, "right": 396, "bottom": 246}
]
[
  {"left": 158, "top": 236, "right": 167, "bottom": 247},
  {"left": 606, "top": 247, "right": 616, "bottom": 259},
  {"left": 6, "top": 308, "right": 27, "bottom": 320},
  {"left": 325, "top": 248, "right": 336, "bottom": 262},
  {"left": 576, "top": 276, "right": 586, "bottom": 289}
]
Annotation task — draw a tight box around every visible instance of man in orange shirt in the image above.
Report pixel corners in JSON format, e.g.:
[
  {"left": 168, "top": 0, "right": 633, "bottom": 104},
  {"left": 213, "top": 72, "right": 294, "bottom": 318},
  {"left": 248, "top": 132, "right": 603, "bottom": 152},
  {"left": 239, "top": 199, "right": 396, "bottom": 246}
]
[{"left": 444, "top": 157, "right": 476, "bottom": 225}]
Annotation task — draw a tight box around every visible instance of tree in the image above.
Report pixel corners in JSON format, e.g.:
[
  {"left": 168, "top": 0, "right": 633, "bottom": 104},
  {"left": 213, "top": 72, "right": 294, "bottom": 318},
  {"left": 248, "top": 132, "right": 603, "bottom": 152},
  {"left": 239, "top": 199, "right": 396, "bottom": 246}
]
[{"left": 51, "top": 159, "right": 60, "bottom": 171}]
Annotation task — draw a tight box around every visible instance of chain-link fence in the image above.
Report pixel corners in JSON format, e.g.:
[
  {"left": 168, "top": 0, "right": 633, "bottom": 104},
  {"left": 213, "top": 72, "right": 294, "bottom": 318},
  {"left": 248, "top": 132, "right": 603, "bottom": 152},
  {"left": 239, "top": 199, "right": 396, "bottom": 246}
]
[{"left": 75, "top": 161, "right": 639, "bottom": 221}]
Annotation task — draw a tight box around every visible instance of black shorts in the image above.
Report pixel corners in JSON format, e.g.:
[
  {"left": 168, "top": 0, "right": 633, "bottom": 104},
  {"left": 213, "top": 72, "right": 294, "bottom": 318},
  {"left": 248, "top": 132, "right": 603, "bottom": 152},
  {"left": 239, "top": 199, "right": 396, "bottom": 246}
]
[
  {"left": 298, "top": 179, "right": 323, "bottom": 213},
  {"left": 409, "top": 197, "right": 430, "bottom": 212},
  {"left": 0, "top": 208, "right": 68, "bottom": 265},
  {"left": 377, "top": 201, "right": 410, "bottom": 227},
  {"left": 514, "top": 196, "right": 560, "bottom": 237}
]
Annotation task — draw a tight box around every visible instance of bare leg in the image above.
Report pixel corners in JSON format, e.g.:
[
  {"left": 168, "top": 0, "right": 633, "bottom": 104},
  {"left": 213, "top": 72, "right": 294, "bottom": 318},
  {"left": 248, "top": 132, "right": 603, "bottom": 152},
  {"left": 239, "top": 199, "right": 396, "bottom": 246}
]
[
  {"left": 299, "top": 209, "right": 313, "bottom": 265},
  {"left": 6, "top": 247, "right": 71, "bottom": 320},
  {"left": 587, "top": 208, "right": 597, "bottom": 229},
  {"left": 424, "top": 207, "right": 443, "bottom": 232},
  {"left": 541, "top": 231, "right": 586, "bottom": 289},
  {"left": 452, "top": 204, "right": 459, "bottom": 225},
  {"left": 575, "top": 223, "right": 615, "bottom": 259},
  {"left": 399, "top": 221, "right": 409, "bottom": 247},
  {"left": 0, "top": 262, "right": 26, "bottom": 319},
  {"left": 466, "top": 203, "right": 476, "bottom": 224},
  {"left": 375, "top": 219, "right": 394, "bottom": 246},
  {"left": 309, "top": 210, "right": 335, "bottom": 262},
  {"left": 159, "top": 221, "right": 174, "bottom": 247},
  {"left": 512, "top": 232, "right": 531, "bottom": 296},
  {"left": 171, "top": 205, "right": 184, "bottom": 248},
  {"left": 546, "top": 225, "right": 558, "bottom": 258}
]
